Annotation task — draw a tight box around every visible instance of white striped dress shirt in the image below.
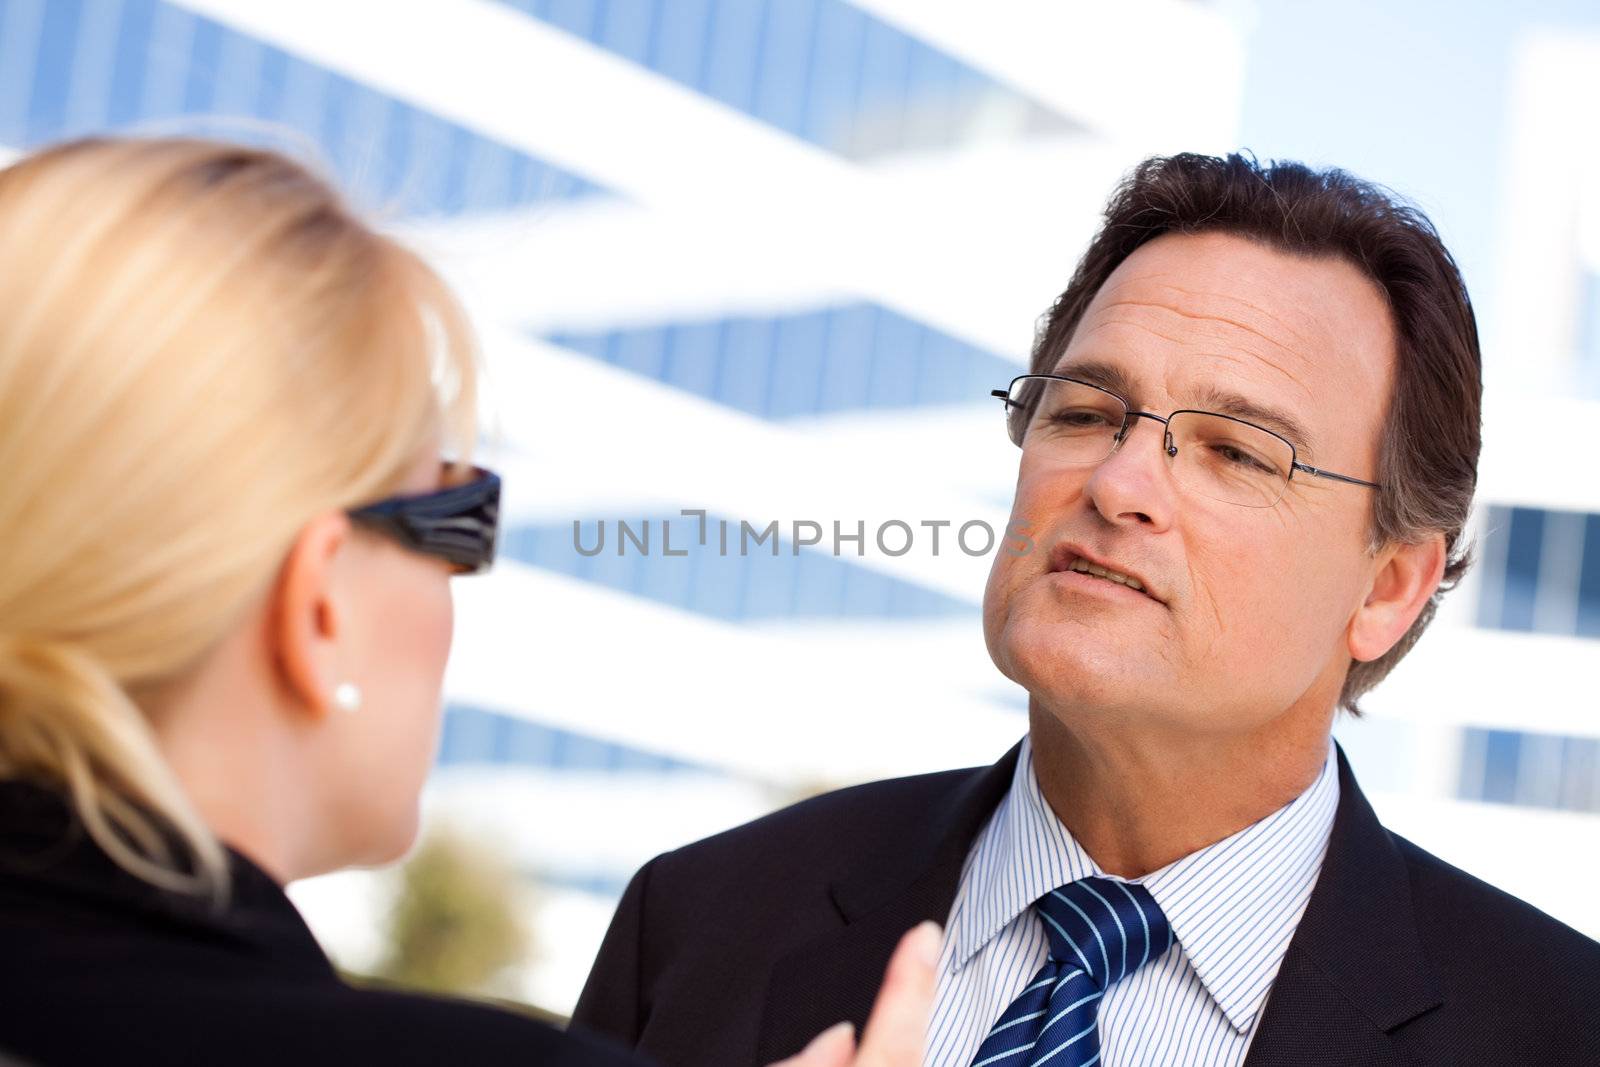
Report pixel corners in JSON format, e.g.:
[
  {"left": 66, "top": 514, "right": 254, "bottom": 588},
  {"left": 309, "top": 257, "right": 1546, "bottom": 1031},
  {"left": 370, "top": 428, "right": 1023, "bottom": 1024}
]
[{"left": 924, "top": 734, "right": 1340, "bottom": 1067}]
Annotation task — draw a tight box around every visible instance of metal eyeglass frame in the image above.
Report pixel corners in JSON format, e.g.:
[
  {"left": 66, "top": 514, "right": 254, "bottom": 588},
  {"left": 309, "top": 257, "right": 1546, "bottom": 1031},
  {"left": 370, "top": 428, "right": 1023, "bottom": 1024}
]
[
  {"left": 347, "top": 464, "right": 502, "bottom": 574},
  {"left": 992, "top": 374, "right": 1383, "bottom": 496}
]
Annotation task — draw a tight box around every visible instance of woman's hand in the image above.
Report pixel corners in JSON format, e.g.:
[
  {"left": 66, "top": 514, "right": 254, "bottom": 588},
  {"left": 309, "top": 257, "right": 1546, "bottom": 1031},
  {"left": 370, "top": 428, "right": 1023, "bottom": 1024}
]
[{"left": 770, "top": 921, "right": 941, "bottom": 1067}]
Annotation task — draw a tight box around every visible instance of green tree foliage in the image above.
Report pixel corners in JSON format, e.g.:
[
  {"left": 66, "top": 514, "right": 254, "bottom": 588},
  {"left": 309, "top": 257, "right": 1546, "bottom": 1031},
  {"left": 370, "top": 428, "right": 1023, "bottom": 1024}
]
[{"left": 373, "top": 826, "right": 532, "bottom": 998}]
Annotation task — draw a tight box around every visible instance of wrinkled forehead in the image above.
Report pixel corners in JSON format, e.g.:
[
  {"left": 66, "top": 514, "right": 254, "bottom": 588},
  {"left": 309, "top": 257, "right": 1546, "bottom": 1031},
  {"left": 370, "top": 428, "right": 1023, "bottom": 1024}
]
[{"left": 1054, "top": 232, "right": 1397, "bottom": 463}]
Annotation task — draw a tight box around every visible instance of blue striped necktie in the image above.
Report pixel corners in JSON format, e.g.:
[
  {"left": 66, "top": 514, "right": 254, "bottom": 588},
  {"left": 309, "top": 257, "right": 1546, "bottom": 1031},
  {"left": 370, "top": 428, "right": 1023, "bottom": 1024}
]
[{"left": 969, "top": 876, "right": 1173, "bottom": 1067}]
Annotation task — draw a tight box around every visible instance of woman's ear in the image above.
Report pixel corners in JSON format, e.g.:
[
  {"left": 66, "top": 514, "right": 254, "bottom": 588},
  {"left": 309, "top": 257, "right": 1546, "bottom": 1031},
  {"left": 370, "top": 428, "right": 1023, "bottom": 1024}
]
[
  {"left": 1347, "top": 533, "right": 1446, "bottom": 663},
  {"left": 270, "top": 512, "right": 354, "bottom": 719}
]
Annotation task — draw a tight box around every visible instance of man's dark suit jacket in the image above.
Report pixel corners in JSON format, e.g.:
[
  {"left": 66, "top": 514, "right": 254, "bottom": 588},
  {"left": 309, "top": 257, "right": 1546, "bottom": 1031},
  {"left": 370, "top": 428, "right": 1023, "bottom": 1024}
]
[
  {"left": 572, "top": 742, "right": 1600, "bottom": 1066},
  {"left": 0, "top": 780, "right": 645, "bottom": 1067}
]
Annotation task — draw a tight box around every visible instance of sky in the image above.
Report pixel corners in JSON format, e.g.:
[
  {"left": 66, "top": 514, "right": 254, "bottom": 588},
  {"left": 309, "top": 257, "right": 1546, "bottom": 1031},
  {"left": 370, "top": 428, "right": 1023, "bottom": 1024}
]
[{"left": 1236, "top": 0, "right": 1600, "bottom": 359}]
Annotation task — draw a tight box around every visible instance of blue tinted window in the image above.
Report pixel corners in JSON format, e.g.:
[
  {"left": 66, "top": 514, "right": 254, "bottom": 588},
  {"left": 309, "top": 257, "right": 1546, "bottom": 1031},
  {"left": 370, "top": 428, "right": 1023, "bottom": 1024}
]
[
  {"left": 1459, "top": 727, "right": 1600, "bottom": 814},
  {"left": 21, "top": 0, "right": 75, "bottom": 141},
  {"left": 0, "top": 0, "right": 602, "bottom": 214},
  {"left": 507, "top": 513, "right": 972, "bottom": 621},
  {"left": 495, "top": 0, "right": 1060, "bottom": 157},
  {"left": 650, "top": 0, "right": 712, "bottom": 85},
  {"left": 1479, "top": 504, "right": 1600, "bottom": 640},
  {"left": 1558, "top": 736, "right": 1600, "bottom": 812},
  {"left": 438, "top": 704, "right": 707, "bottom": 773},
  {"left": 546, "top": 303, "right": 1014, "bottom": 418},
  {"left": 1498, "top": 507, "right": 1544, "bottom": 631},
  {"left": 1579, "top": 513, "right": 1600, "bottom": 638},
  {"left": 767, "top": 310, "right": 829, "bottom": 417},
  {"left": 1479, "top": 729, "right": 1522, "bottom": 804}
]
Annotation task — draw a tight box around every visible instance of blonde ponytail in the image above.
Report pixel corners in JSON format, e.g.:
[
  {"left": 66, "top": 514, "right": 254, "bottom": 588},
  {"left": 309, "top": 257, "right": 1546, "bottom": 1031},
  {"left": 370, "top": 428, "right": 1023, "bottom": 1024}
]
[
  {"left": 0, "top": 635, "right": 227, "bottom": 897},
  {"left": 0, "top": 136, "right": 480, "bottom": 897}
]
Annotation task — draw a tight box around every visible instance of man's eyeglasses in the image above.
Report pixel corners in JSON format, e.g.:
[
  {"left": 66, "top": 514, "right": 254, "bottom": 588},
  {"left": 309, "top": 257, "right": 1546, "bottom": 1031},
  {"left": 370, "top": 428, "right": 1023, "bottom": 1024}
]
[
  {"left": 992, "top": 375, "right": 1382, "bottom": 509},
  {"left": 347, "top": 464, "right": 501, "bottom": 574}
]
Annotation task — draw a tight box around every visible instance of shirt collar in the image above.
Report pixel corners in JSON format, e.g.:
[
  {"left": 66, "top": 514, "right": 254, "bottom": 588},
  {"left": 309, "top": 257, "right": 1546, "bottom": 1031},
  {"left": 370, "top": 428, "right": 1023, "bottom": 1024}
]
[
  {"left": 948, "top": 734, "right": 1104, "bottom": 971},
  {"left": 947, "top": 733, "right": 1340, "bottom": 1035}
]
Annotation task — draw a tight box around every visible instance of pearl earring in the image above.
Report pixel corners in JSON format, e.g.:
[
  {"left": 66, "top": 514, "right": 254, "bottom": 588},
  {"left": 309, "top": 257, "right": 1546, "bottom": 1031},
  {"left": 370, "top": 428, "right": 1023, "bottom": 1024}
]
[{"left": 333, "top": 682, "right": 363, "bottom": 714}]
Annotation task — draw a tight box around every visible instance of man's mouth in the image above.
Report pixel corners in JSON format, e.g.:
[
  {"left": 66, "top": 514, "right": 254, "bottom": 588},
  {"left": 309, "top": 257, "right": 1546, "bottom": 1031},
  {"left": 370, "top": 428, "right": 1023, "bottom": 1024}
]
[
  {"left": 1062, "top": 556, "right": 1146, "bottom": 593},
  {"left": 1048, "top": 544, "right": 1165, "bottom": 604}
]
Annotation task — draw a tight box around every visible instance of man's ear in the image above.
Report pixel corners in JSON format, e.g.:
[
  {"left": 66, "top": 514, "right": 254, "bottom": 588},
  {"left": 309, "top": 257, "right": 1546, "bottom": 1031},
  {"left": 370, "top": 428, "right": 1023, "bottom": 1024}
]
[
  {"left": 1348, "top": 533, "right": 1447, "bottom": 663},
  {"left": 270, "top": 512, "right": 353, "bottom": 719}
]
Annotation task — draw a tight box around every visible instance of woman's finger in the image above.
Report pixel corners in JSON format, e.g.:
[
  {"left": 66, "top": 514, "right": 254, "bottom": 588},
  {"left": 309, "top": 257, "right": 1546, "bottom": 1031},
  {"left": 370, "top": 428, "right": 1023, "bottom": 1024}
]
[
  {"left": 769, "top": 1020, "right": 856, "bottom": 1067},
  {"left": 853, "top": 921, "right": 942, "bottom": 1067}
]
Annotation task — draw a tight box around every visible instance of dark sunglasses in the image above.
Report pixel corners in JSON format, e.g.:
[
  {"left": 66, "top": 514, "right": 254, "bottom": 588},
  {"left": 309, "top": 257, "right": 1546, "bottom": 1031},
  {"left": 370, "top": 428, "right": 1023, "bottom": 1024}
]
[{"left": 347, "top": 464, "right": 501, "bottom": 575}]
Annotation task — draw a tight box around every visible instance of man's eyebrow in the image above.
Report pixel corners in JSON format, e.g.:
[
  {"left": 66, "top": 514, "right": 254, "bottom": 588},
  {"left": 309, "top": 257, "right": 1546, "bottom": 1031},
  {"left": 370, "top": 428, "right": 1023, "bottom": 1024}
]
[
  {"left": 1190, "top": 384, "right": 1314, "bottom": 455},
  {"left": 1049, "top": 359, "right": 1139, "bottom": 403},
  {"left": 1049, "top": 359, "right": 1316, "bottom": 455}
]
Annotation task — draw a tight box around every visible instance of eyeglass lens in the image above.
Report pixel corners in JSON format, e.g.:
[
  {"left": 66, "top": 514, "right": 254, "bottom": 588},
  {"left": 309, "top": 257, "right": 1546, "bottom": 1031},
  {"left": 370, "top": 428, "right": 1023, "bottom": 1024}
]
[{"left": 1006, "top": 376, "right": 1295, "bottom": 509}]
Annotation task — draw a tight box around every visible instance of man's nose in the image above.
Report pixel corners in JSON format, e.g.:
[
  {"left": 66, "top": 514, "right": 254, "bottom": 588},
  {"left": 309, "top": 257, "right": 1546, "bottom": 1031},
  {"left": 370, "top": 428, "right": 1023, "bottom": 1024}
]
[{"left": 1082, "top": 415, "right": 1178, "bottom": 530}]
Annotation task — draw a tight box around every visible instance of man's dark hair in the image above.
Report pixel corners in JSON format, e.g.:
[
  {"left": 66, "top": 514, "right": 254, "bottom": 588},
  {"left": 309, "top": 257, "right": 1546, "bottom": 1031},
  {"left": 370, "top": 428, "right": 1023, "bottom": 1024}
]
[{"left": 1031, "top": 153, "right": 1481, "bottom": 713}]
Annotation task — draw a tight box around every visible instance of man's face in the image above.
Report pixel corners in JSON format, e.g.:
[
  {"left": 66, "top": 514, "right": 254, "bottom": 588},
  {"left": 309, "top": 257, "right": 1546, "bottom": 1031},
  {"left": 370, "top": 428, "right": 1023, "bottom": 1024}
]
[{"left": 983, "top": 231, "right": 1396, "bottom": 737}]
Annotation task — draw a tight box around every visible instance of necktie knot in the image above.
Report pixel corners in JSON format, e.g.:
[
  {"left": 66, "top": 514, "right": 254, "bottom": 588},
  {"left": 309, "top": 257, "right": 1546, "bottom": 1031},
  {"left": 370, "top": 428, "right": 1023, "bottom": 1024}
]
[
  {"left": 966, "top": 877, "right": 1173, "bottom": 1067},
  {"left": 1036, "top": 876, "right": 1172, "bottom": 989}
]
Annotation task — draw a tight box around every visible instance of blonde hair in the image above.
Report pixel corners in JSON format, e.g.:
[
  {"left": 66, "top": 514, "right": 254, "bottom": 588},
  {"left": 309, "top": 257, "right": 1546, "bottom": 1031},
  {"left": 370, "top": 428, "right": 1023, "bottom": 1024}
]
[{"left": 0, "top": 137, "right": 479, "bottom": 898}]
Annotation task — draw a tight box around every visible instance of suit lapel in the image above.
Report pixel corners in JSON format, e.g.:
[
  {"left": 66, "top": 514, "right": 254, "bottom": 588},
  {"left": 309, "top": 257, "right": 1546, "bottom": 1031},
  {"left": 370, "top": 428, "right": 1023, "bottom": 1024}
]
[
  {"left": 754, "top": 743, "right": 1023, "bottom": 1064},
  {"left": 1243, "top": 745, "right": 1443, "bottom": 1065},
  {"left": 754, "top": 739, "right": 1443, "bottom": 1064}
]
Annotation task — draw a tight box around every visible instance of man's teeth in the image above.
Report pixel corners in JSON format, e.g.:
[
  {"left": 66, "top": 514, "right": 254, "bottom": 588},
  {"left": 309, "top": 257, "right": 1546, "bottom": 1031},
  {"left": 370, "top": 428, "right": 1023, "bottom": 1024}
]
[{"left": 1067, "top": 558, "right": 1145, "bottom": 592}]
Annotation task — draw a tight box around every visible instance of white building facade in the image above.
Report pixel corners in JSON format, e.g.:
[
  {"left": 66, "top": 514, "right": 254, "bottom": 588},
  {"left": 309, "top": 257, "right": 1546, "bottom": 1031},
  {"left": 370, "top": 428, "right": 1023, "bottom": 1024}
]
[{"left": 0, "top": 0, "right": 1590, "bottom": 1014}]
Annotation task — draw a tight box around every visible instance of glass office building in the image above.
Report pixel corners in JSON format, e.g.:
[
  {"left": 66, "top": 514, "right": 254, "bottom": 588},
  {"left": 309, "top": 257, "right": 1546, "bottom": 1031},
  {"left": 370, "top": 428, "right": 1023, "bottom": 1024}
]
[{"left": 1, "top": 0, "right": 1592, "bottom": 1013}]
